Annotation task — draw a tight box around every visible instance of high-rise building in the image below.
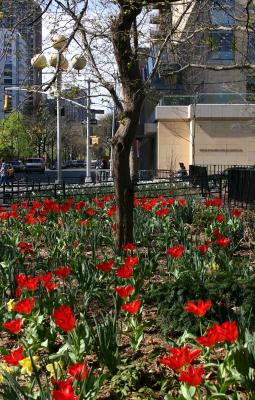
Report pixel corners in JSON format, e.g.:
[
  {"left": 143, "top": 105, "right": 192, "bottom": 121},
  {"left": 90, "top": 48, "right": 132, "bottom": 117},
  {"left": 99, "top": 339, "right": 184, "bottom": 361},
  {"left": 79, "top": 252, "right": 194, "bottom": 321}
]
[
  {"left": 140, "top": 0, "right": 255, "bottom": 169},
  {"left": 0, "top": 0, "right": 42, "bottom": 116},
  {"left": 0, "top": 29, "right": 28, "bottom": 119}
]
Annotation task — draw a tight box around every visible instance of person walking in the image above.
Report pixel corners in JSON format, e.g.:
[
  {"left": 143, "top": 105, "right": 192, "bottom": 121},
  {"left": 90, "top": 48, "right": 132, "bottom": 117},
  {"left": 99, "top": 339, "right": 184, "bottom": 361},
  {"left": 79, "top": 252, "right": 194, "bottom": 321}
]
[{"left": 0, "top": 159, "right": 10, "bottom": 186}]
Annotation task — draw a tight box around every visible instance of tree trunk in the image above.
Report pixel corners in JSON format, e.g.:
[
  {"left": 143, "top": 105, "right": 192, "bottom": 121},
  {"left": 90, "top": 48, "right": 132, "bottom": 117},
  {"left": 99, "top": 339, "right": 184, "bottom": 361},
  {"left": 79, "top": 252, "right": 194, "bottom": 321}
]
[
  {"left": 130, "top": 139, "right": 138, "bottom": 184},
  {"left": 112, "top": 104, "right": 143, "bottom": 252}
]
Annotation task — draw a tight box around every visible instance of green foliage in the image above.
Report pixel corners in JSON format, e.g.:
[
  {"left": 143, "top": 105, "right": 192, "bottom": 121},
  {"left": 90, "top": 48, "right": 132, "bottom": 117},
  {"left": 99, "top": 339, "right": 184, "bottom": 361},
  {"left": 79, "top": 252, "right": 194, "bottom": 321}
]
[{"left": 0, "top": 112, "right": 31, "bottom": 159}]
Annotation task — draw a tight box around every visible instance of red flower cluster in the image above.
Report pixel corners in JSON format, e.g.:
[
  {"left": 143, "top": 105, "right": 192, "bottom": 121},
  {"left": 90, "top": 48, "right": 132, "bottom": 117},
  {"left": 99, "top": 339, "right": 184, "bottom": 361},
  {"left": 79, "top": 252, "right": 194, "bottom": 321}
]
[
  {"left": 196, "top": 321, "right": 239, "bottom": 347},
  {"left": 117, "top": 256, "right": 139, "bottom": 278},
  {"left": 52, "top": 305, "right": 76, "bottom": 332},
  {"left": 215, "top": 236, "right": 231, "bottom": 248},
  {"left": 155, "top": 208, "right": 169, "bottom": 217},
  {"left": 16, "top": 274, "right": 38, "bottom": 292},
  {"left": 160, "top": 346, "right": 201, "bottom": 371},
  {"left": 204, "top": 198, "right": 222, "bottom": 208},
  {"left": 39, "top": 273, "right": 58, "bottom": 292},
  {"left": 17, "top": 242, "right": 34, "bottom": 255},
  {"left": 184, "top": 299, "right": 212, "bottom": 317},
  {"left": 166, "top": 245, "right": 185, "bottom": 259}
]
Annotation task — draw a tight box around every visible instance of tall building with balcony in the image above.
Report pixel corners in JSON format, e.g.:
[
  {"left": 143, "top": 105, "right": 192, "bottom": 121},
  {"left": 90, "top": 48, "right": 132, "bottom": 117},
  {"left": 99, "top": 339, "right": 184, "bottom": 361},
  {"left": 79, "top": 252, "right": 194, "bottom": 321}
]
[
  {"left": 142, "top": 0, "right": 255, "bottom": 169},
  {"left": 0, "top": 0, "right": 42, "bottom": 116},
  {"left": 0, "top": 29, "right": 28, "bottom": 120}
]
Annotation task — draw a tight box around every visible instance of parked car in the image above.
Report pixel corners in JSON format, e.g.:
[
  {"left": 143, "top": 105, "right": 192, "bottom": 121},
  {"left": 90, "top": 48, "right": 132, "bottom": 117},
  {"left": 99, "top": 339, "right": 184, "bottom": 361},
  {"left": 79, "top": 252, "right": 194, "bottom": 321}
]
[
  {"left": 25, "top": 158, "right": 45, "bottom": 173},
  {"left": 10, "top": 160, "right": 25, "bottom": 172}
]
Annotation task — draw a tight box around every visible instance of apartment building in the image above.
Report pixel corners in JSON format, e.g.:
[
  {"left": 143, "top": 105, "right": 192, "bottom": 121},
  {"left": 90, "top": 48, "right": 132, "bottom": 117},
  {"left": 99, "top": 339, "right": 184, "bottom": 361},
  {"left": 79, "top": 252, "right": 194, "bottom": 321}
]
[
  {"left": 142, "top": 0, "right": 255, "bottom": 170},
  {"left": 0, "top": 29, "right": 28, "bottom": 119},
  {"left": 0, "top": 0, "right": 42, "bottom": 116}
]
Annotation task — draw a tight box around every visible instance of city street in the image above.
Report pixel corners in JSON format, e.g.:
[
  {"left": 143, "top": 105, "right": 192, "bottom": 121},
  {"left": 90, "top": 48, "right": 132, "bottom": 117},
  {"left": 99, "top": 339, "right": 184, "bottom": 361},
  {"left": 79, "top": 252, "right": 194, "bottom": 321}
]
[{"left": 13, "top": 168, "right": 107, "bottom": 184}]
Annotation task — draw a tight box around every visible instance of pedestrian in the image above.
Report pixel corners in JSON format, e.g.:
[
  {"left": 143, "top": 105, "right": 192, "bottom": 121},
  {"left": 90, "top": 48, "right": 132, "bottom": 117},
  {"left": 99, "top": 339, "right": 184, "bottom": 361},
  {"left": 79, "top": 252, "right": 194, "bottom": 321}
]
[{"left": 0, "top": 159, "right": 10, "bottom": 186}]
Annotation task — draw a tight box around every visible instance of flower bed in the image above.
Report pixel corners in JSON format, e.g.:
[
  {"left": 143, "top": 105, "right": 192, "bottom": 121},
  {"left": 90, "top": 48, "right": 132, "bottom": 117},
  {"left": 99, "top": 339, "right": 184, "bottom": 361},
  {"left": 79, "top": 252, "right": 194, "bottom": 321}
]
[{"left": 0, "top": 196, "right": 254, "bottom": 399}]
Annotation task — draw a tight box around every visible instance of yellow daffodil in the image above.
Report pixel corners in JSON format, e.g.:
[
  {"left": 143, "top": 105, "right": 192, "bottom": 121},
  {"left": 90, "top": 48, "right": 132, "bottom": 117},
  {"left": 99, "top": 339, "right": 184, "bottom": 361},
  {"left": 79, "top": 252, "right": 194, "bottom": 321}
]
[
  {"left": 211, "top": 262, "right": 220, "bottom": 271},
  {"left": 19, "top": 357, "right": 39, "bottom": 376},
  {"left": 46, "top": 361, "right": 63, "bottom": 378},
  {"left": 6, "top": 299, "right": 16, "bottom": 312},
  {"left": 0, "top": 363, "right": 13, "bottom": 383}
]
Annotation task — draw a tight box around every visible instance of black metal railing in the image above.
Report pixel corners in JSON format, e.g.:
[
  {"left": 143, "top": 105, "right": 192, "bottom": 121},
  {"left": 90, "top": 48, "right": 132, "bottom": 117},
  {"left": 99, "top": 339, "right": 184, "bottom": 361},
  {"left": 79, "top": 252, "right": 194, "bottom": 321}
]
[{"left": 1, "top": 165, "right": 255, "bottom": 205}]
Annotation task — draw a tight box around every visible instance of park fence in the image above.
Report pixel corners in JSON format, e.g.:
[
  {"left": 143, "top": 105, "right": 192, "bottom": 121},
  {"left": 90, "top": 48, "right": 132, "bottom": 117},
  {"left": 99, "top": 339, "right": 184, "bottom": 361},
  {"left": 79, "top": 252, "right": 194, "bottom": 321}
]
[{"left": 0, "top": 165, "right": 254, "bottom": 207}]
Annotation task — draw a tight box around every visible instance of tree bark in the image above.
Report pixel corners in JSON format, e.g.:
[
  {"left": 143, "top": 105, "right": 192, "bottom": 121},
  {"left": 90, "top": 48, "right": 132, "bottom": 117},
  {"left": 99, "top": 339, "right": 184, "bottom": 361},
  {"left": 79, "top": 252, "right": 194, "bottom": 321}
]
[
  {"left": 129, "top": 139, "right": 138, "bottom": 184},
  {"left": 112, "top": 100, "right": 143, "bottom": 252}
]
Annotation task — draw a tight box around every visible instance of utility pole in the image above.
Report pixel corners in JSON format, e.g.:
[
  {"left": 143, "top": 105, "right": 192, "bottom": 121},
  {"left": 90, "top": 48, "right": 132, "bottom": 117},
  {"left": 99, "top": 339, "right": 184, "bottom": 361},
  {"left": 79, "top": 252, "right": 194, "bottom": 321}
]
[{"left": 85, "top": 79, "right": 92, "bottom": 183}]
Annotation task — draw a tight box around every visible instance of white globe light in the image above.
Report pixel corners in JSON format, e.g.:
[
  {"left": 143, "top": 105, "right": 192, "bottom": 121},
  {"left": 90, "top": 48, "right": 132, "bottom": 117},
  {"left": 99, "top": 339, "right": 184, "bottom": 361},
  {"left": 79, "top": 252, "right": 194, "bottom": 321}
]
[
  {"left": 70, "top": 54, "right": 86, "bottom": 71},
  {"left": 49, "top": 52, "right": 69, "bottom": 70},
  {"left": 31, "top": 54, "right": 48, "bottom": 69},
  {"left": 51, "top": 34, "right": 68, "bottom": 50}
]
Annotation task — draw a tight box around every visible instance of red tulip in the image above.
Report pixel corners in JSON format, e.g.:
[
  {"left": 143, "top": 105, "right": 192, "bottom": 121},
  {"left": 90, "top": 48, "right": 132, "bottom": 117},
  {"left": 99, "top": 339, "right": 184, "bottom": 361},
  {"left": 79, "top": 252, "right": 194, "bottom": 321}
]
[
  {"left": 216, "top": 236, "right": 231, "bottom": 248},
  {"left": 184, "top": 299, "right": 212, "bottom": 317},
  {"left": 114, "top": 285, "right": 135, "bottom": 299},
  {"left": 52, "top": 377, "right": 78, "bottom": 400},
  {"left": 68, "top": 361, "right": 88, "bottom": 381},
  {"left": 122, "top": 243, "right": 136, "bottom": 251},
  {"left": 53, "top": 266, "right": 72, "bottom": 279},
  {"left": 96, "top": 259, "right": 114, "bottom": 272},
  {"left": 160, "top": 346, "right": 201, "bottom": 370},
  {"left": 231, "top": 209, "right": 242, "bottom": 218},
  {"left": 117, "top": 264, "right": 133, "bottom": 279},
  {"left": 216, "top": 215, "right": 224, "bottom": 222},
  {"left": 166, "top": 245, "right": 185, "bottom": 259},
  {"left": 178, "top": 365, "right": 204, "bottom": 386},
  {"left": 3, "top": 318, "right": 22, "bottom": 334},
  {"left": 121, "top": 299, "right": 141, "bottom": 315},
  {"left": 3, "top": 346, "right": 24, "bottom": 366},
  {"left": 52, "top": 305, "right": 76, "bottom": 332},
  {"left": 155, "top": 208, "right": 169, "bottom": 217},
  {"left": 14, "top": 297, "right": 35, "bottom": 315},
  {"left": 198, "top": 244, "right": 209, "bottom": 254}
]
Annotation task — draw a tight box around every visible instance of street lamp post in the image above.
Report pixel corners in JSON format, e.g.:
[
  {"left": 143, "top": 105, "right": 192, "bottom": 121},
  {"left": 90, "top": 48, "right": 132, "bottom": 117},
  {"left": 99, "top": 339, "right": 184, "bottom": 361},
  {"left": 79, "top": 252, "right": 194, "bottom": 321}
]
[
  {"left": 56, "top": 71, "right": 62, "bottom": 183},
  {"left": 85, "top": 79, "right": 92, "bottom": 183},
  {"left": 31, "top": 35, "right": 86, "bottom": 184}
]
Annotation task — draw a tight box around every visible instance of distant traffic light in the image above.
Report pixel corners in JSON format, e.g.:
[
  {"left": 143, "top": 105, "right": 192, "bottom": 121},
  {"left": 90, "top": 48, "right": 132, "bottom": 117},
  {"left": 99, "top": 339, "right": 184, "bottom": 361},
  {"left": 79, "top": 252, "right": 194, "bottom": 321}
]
[
  {"left": 90, "top": 136, "right": 99, "bottom": 145},
  {"left": 4, "top": 95, "right": 12, "bottom": 112}
]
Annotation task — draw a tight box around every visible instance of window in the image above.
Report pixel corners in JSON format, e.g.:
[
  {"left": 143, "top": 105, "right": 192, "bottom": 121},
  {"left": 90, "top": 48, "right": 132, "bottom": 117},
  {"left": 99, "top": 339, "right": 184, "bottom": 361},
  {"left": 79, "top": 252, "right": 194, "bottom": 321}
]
[
  {"left": 247, "top": 32, "right": 255, "bottom": 62},
  {"left": 209, "top": 31, "right": 234, "bottom": 60},
  {"left": 210, "top": 0, "right": 234, "bottom": 26}
]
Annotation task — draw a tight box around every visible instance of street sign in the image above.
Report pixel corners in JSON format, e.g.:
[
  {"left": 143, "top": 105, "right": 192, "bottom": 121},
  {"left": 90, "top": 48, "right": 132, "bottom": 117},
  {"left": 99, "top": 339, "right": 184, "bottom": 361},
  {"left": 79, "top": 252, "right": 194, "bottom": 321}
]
[
  {"left": 90, "top": 118, "right": 97, "bottom": 125},
  {"left": 91, "top": 109, "right": 104, "bottom": 114}
]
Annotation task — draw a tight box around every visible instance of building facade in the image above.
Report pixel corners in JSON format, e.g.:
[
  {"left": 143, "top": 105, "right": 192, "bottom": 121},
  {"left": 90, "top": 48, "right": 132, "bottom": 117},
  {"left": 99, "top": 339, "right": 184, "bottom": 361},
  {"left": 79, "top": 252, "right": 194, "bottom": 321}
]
[
  {"left": 0, "top": 29, "right": 28, "bottom": 119},
  {"left": 142, "top": 0, "right": 255, "bottom": 170},
  {"left": 0, "top": 0, "right": 42, "bottom": 116}
]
